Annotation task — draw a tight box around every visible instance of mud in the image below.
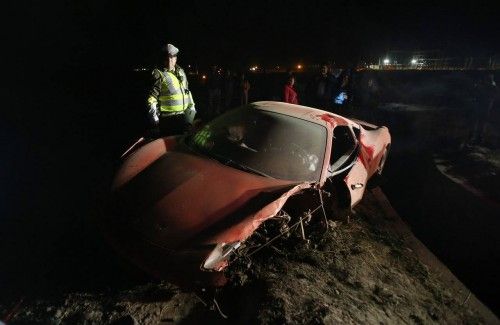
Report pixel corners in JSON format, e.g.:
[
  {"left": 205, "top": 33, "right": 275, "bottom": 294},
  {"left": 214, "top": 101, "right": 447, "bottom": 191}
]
[{"left": 2, "top": 191, "right": 487, "bottom": 324}]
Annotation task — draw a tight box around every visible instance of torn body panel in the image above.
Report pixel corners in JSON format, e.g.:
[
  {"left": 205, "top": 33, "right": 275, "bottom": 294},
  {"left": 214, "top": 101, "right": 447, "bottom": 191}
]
[
  {"left": 104, "top": 138, "right": 313, "bottom": 284},
  {"left": 203, "top": 182, "right": 312, "bottom": 244}
]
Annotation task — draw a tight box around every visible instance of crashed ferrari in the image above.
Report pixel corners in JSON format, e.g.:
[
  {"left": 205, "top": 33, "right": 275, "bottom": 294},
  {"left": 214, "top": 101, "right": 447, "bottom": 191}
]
[{"left": 102, "top": 101, "right": 391, "bottom": 286}]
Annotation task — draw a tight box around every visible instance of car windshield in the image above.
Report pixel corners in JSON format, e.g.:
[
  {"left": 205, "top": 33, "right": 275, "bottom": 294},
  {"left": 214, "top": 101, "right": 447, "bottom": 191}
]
[{"left": 186, "top": 105, "right": 327, "bottom": 182}]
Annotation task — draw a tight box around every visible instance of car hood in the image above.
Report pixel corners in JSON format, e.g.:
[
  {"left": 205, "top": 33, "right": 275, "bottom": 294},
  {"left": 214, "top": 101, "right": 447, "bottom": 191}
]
[{"left": 111, "top": 149, "right": 310, "bottom": 250}]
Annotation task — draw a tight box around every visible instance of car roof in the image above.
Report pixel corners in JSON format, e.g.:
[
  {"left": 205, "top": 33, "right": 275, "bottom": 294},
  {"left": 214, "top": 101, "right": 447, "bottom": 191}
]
[{"left": 251, "top": 101, "right": 353, "bottom": 129}]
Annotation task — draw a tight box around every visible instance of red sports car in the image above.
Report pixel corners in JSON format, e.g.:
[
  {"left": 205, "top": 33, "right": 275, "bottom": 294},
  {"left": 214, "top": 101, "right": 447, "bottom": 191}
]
[{"left": 102, "top": 101, "right": 391, "bottom": 286}]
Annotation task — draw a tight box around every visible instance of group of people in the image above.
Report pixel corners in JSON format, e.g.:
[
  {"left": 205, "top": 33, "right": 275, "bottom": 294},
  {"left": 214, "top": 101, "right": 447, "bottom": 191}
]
[
  {"left": 281, "top": 64, "right": 352, "bottom": 114},
  {"left": 146, "top": 42, "right": 252, "bottom": 137},
  {"left": 147, "top": 42, "right": 497, "bottom": 147},
  {"left": 146, "top": 42, "right": 356, "bottom": 137},
  {"left": 206, "top": 67, "right": 251, "bottom": 118}
]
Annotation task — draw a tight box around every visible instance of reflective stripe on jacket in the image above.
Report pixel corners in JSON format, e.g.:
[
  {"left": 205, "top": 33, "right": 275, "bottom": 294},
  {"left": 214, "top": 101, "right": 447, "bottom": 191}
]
[{"left": 148, "top": 66, "right": 195, "bottom": 114}]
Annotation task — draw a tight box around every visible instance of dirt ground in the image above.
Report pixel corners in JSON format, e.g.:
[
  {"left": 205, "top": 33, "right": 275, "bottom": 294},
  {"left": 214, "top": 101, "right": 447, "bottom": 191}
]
[{"left": 2, "top": 189, "right": 491, "bottom": 325}]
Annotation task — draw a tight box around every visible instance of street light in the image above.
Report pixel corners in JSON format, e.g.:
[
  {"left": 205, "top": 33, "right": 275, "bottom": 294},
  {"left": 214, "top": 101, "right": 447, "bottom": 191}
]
[
  {"left": 411, "top": 59, "right": 417, "bottom": 65},
  {"left": 383, "top": 58, "right": 390, "bottom": 65}
]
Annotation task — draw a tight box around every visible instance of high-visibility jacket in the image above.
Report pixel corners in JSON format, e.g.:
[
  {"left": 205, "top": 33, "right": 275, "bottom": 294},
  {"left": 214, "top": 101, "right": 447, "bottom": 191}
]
[{"left": 148, "top": 66, "right": 195, "bottom": 115}]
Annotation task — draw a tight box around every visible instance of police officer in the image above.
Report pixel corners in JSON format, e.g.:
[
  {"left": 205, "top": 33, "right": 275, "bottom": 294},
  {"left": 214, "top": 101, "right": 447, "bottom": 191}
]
[{"left": 147, "top": 43, "right": 196, "bottom": 136}]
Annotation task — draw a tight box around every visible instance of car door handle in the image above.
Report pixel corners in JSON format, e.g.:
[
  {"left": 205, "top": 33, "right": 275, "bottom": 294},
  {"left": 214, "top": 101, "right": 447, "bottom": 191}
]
[{"left": 351, "top": 183, "right": 364, "bottom": 190}]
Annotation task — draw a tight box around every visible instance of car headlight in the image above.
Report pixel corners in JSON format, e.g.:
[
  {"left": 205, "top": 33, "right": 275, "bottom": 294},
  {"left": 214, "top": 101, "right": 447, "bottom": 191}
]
[{"left": 202, "top": 241, "right": 242, "bottom": 271}]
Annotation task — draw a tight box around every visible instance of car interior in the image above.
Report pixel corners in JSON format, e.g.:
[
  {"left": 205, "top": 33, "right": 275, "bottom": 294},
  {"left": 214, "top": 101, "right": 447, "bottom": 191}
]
[{"left": 330, "top": 125, "right": 358, "bottom": 174}]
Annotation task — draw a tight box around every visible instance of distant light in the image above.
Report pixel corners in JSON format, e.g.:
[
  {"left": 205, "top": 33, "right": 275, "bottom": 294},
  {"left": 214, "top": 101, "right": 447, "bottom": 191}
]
[
  {"left": 297, "top": 64, "right": 303, "bottom": 69},
  {"left": 411, "top": 59, "right": 417, "bottom": 64},
  {"left": 188, "top": 64, "right": 191, "bottom": 68},
  {"left": 202, "top": 75, "right": 206, "bottom": 79},
  {"left": 249, "top": 66, "right": 258, "bottom": 71},
  {"left": 383, "top": 58, "right": 390, "bottom": 65}
]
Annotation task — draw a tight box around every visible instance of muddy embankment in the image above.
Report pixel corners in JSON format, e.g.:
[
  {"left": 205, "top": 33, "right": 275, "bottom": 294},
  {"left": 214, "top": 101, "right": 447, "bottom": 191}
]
[{"left": 3, "top": 189, "right": 496, "bottom": 324}]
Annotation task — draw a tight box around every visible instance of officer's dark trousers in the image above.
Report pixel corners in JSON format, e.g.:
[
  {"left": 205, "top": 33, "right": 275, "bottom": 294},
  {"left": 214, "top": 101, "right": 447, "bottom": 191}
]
[{"left": 159, "top": 114, "right": 188, "bottom": 137}]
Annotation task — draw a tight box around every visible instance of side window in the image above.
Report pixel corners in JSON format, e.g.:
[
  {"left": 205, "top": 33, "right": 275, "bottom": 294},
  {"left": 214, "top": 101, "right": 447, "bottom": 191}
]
[{"left": 330, "top": 126, "right": 356, "bottom": 171}]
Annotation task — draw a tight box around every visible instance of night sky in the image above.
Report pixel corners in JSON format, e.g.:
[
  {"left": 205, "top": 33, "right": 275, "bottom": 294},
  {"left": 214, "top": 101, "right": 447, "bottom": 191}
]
[{"left": 12, "top": 1, "right": 500, "bottom": 71}]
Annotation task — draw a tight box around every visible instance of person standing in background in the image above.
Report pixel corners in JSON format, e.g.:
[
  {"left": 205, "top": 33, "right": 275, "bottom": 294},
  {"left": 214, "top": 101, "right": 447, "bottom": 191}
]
[
  {"left": 207, "top": 66, "right": 222, "bottom": 118},
  {"left": 240, "top": 73, "right": 251, "bottom": 105},
  {"left": 468, "top": 72, "right": 497, "bottom": 145},
  {"left": 222, "top": 69, "right": 235, "bottom": 112},
  {"left": 283, "top": 74, "right": 299, "bottom": 104},
  {"left": 306, "top": 64, "right": 334, "bottom": 109},
  {"left": 332, "top": 69, "right": 351, "bottom": 114}
]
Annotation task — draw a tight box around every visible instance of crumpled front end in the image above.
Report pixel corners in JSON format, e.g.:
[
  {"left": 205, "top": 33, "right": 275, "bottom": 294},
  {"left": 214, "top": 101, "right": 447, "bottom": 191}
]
[
  {"left": 199, "top": 182, "right": 312, "bottom": 273},
  {"left": 103, "top": 138, "right": 312, "bottom": 286}
]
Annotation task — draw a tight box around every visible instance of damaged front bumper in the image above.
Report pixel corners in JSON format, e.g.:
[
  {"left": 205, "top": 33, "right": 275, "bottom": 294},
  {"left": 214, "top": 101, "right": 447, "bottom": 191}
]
[{"left": 202, "top": 241, "right": 242, "bottom": 271}]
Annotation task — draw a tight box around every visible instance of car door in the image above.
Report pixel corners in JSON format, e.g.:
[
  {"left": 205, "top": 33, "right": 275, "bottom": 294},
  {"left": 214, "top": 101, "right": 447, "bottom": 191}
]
[
  {"left": 328, "top": 125, "right": 368, "bottom": 208},
  {"left": 344, "top": 155, "right": 368, "bottom": 207}
]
